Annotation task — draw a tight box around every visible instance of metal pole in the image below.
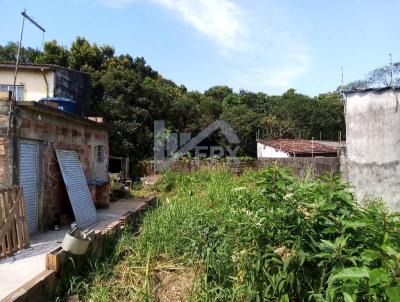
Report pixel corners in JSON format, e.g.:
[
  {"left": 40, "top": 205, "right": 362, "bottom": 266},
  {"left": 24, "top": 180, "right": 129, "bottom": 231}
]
[
  {"left": 389, "top": 53, "right": 395, "bottom": 89},
  {"left": 12, "top": 10, "right": 26, "bottom": 102},
  {"left": 10, "top": 10, "right": 26, "bottom": 185},
  {"left": 21, "top": 11, "right": 46, "bottom": 32},
  {"left": 10, "top": 10, "right": 45, "bottom": 185},
  {"left": 311, "top": 137, "right": 314, "bottom": 158},
  {"left": 341, "top": 67, "right": 344, "bottom": 92}
]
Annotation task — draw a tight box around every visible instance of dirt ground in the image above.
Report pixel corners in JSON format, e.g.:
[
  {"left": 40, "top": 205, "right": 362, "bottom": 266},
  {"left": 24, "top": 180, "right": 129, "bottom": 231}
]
[{"left": 155, "top": 268, "right": 197, "bottom": 302}]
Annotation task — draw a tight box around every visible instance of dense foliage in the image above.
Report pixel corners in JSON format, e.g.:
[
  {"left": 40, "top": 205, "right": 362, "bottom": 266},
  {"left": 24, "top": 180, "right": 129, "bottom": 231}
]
[
  {"left": 1, "top": 39, "right": 345, "bottom": 160},
  {"left": 66, "top": 168, "right": 400, "bottom": 301}
]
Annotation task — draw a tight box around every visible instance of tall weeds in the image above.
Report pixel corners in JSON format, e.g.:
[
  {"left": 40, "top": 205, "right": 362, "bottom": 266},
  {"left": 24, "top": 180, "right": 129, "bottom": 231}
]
[{"left": 67, "top": 167, "right": 400, "bottom": 301}]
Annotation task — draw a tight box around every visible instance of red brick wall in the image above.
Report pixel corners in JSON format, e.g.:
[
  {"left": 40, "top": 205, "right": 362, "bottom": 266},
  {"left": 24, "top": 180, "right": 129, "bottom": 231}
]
[
  {"left": 0, "top": 137, "right": 12, "bottom": 188},
  {"left": 17, "top": 108, "right": 109, "bottom": 229}
]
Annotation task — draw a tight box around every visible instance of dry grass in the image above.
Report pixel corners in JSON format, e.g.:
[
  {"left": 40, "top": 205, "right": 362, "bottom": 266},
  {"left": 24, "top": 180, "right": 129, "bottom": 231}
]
[{"left": 155, "top": 267, "right": 197, "bottom": 302}]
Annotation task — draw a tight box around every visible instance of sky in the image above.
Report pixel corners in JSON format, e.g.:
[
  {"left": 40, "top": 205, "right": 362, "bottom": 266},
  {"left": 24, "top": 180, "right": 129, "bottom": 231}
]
[{"left": 1, "top": 0, "right": 400, "bottom": 96}]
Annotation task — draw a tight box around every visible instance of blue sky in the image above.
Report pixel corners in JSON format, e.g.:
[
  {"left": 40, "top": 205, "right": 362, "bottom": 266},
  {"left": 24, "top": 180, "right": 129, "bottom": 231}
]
[{"left": 1, "top": 0, "right": 400, "bottom": 96}]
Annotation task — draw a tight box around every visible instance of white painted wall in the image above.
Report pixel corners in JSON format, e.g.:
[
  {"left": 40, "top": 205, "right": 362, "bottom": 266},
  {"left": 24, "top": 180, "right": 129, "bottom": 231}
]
[
  {"left": 257, "top": 143, "right": 289, "bottom": 158},
  {"left": 0, "top": 69, "right": 55, "bottom": 101},
  {"left": 346, "top": 89, "right": 400, "bottom": 210}
]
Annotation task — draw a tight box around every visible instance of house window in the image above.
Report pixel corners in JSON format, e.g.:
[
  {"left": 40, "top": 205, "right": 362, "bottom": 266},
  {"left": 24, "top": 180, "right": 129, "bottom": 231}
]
[
  {"left": 96, "top": 145, "right": 105, "bottom": 163},
  {"left": 0, "top": 84, "right": 24, "bottom": 101}
]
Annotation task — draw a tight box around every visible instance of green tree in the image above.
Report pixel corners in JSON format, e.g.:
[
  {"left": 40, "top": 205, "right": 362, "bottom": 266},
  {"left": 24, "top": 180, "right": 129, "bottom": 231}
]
[
  {"left": 0, "top": 42, "right": 41, "bottom": 63},
  {"left": 220, "top": 104, "right": 260, "bottom": 156},
  {"left": 205, "top": 85, "right": 233, "bottom": 102},
  {"left": 36, "top": 40, "right": 69, "bottom": 66},
  {"left": 68, "top": 37, "right": 103, "bottom": 71},
  {"left": 0, "top": 37, "right": 346, "bottom": 166}
]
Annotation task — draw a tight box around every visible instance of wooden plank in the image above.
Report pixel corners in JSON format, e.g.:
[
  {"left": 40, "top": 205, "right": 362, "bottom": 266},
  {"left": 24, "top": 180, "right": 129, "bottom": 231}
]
[
  {"left": 18, "top": 188, "right": 30, "bottom": 248},
  {"left": 0, "top": 190, "right": 6, "bottom": 256},
  {"left": 16, "top": 187, "right": 29, "bottom": 248},
  {"left": 12, "top": 187, "right": 24, "bottom": 250},
  {"left": 2, "top": 188, "right": 12, "bottom": 256},
  {"left": 0, "top": 186, "right": 30, "bottom": 259},
  {"left": 0, "top": 202, "right": 18, "bottom": 246},
  {"left": 7, "top": 188, "right": 18, "bottom": 253}
]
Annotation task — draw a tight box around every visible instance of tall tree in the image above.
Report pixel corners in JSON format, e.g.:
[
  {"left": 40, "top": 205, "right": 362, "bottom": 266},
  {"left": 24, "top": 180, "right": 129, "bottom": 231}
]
[{"left": 36, "top": 40, "right": 69, "bottom": 66}]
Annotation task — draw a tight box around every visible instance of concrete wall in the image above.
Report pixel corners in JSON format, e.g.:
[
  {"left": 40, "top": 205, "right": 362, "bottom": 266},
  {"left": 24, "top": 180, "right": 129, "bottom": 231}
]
[
  {"left": 54, "top": 69, "right": 90, "bottom": 116},
  {"left": 346, "top": 89, "right": 400, "bottom": 210},
  {"left": 0, "top": 69, "right": 54, "bottom": 101},
  {"left": 141, "top": 157, "right": 340, "bottom": 179},
  {"left": 258, "top": 157, "right": 340, "bottom": 178},
  {"left": 257, "top": 143, "right": 289, "bottom": 158}
]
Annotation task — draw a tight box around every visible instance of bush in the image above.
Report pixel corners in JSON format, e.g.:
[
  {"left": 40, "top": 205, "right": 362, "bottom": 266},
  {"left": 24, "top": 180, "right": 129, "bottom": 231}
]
[{"left": 68, "top": 167, "right": 400, "bottom": 301}]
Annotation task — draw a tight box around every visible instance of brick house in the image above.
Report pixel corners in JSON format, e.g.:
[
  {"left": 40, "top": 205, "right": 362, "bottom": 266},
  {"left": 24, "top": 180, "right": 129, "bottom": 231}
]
[{"left": 0, "top": 66, "right": 109, "bottom": 234}]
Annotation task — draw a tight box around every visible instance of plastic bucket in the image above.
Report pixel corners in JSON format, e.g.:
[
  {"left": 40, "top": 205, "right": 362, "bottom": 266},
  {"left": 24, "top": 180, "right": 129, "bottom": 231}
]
[{"left": 61, "top": 228, "right": 94, "bottom": 255}]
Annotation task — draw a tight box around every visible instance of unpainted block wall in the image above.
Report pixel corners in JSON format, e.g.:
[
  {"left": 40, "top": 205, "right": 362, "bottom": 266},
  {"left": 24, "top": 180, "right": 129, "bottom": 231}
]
[
  {"left": 17, "top": 107, "right": 109, "bottom": 228},
  {"left": 141, "top": 157, "right": 340, "bottom": 179},
  {"left": 0, "top": 100, "right": 11, "bottom": 188},
  {"left": 346, "top": 89, "right": 400, "bottom": 210},
  {"left": 0, "top": 137, "right": 12, "bottom": 188},
  {"left": 257, "top": 157, "right": 340, "bottom": 178}
]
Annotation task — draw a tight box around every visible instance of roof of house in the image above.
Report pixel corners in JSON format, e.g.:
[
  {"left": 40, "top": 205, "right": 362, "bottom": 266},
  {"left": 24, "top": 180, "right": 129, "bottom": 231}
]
[
  {"left": 257, "top": 139, "right": 338, "bottom": 155},
  {"left": 318, "top": 140, "right": 346, "bottom": 148},
  {"left": 0, "top": 62, "right": 87, "bottom": 74},
  {"left": 16, "top": 101, "right": 107, "bottom": 130}
]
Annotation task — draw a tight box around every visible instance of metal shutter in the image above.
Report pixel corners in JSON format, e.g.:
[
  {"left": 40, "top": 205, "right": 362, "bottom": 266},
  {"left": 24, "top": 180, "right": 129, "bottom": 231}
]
[
  {"left": 19, "top": 141, "right": 38, "bottom": 234},
  {"left": 55, "top": 149, "right": 97, "bottom": 229}
]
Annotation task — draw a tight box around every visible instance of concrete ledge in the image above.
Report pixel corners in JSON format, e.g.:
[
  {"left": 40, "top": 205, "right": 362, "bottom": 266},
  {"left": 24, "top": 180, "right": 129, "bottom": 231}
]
[
  {"left": 3, "top": 270, "right": 56, "bottom": 302},
  {"left": 5, "top": 196, "right": 156, "bottom": 301}
]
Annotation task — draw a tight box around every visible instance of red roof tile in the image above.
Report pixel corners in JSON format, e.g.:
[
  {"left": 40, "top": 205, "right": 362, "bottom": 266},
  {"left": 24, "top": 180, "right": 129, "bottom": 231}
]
[{"left": 257, "top": 139, "right": 337, "bottom": 155}]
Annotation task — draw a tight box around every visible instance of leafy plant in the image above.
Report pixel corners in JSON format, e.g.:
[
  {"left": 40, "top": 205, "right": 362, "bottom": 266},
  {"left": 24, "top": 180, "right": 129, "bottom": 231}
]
[{"left": 64, "top": 167, "right": 400, "bottom": 301}]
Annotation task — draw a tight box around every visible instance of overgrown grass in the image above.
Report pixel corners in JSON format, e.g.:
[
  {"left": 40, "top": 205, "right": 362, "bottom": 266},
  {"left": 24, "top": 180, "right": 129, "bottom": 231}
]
[{"left": 65, "top": 167, "right": 400, "bottom": 301}]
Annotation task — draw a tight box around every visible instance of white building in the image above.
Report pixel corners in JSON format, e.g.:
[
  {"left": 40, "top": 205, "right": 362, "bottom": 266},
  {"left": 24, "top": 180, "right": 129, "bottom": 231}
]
[{"left": 0, "top": 63, "right": 90, "bottom": 115}]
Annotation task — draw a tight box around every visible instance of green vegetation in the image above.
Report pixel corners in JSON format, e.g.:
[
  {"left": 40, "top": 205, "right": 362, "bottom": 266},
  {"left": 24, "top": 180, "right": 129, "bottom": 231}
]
[
  {"left": 0, "top": 39, "right": 345, "bottom": 161},
  {"left": 64, "top": 168, "right": 400, "bottom": 301}
]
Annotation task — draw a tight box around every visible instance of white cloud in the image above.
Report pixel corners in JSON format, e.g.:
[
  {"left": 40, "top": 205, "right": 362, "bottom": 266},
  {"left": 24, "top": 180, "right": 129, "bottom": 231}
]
[
  {"left": 98, "top": 0, "right": 245, "bottom": 51},
  {"left": 253, "top": 46, "right": 311, "bottom": 89},
  {"left": 151, "top": 0, "right": 246, "bottom": 51},
  {"left": 96, "top": 0, "right": 311, "bottom": 91},
  {"left": 232, "top": 53, "right": 311, "bottom": 92}
]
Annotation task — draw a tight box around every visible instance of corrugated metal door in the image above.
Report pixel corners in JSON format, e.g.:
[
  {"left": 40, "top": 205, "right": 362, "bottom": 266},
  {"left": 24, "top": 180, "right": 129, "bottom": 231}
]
[
  {"left": 19, "top": 140, "right": 39, "bottom": 234},
  {"left": 55, "top": 149, "right": 97, "bottom": 229}
]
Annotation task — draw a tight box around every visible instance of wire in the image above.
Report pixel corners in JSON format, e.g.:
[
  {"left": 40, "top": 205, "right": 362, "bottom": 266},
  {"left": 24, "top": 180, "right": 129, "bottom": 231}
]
[{"left": 41, "top": 31, "right": 45, "bottom": 51}]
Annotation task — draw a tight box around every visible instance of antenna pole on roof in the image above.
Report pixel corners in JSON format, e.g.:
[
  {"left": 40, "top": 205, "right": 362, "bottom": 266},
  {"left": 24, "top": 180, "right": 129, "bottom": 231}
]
[
  {"left": 311, "top": 137, "right": 314, "bottom": 158},
  {"left": 10, "top": 9, "right": 46, "bottom": 185},
  {"left": 12, "top": 10, "right": 46, "bottom": 102},
  {"left": 389, "top": 53, "right": 395, "bottom": 89},
  {"left": 341, "top": 66, "right": 344, "bottom": 92}
]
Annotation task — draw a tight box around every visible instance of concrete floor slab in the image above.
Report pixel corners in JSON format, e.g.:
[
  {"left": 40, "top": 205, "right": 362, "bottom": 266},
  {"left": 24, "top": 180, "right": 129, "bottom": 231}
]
[{"left": 0, "top": 198, "right": 148, "bottom": 301}]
